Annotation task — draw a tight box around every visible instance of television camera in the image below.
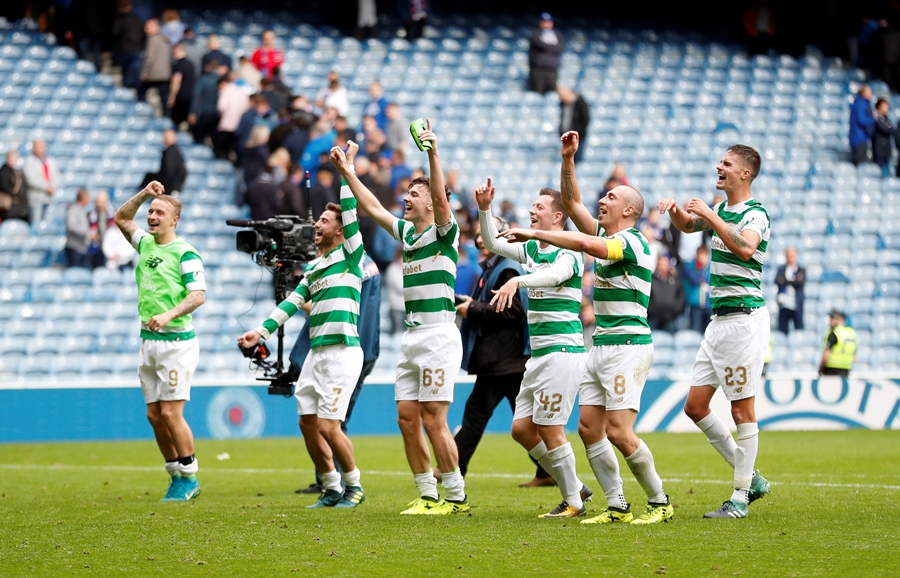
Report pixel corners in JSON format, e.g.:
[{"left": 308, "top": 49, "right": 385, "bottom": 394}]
[{"left": 226, "top": 173, "right": 318, "bottom": 396}]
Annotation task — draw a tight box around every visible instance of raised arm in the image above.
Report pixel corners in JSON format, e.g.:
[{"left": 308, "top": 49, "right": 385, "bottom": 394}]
[
  {"left": 673, "top": 197, "right": 761, "bottom": 262},
  {"left": 498, "top": 227, "right": 617, "bottom": 261},
  {"left": 330, "top": 141, "right": 396, "bottom": 233},
  {"left": 474, "top": 178, "right": 526, "bottom": 263},
  {"left": 417, "top": 119, "right": 452, "bottom": 225},
  {"left": 115, "top": 181, "right": 164, "bottom": 241},
  {"left": 559, "top": 131, "right": 599, "bottom": 234},
  {"left": 337, "top": 141, "right": 365, "bottom": 262}
]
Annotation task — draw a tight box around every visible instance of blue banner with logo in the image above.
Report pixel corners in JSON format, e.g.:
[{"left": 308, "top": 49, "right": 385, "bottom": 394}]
[{"left": 1, "top": 377, "right": 899, "bottom": 443}]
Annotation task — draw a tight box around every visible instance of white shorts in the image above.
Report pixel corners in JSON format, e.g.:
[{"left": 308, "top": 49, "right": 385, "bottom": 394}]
[
  {"left": 139, "top": 338, "right": 200, "bottom": 404},
  {"left": 295, "top": 344, "right": 363, "bottom": 420},
  {"left": 514, "top": 351, "right": 585, "bottom": 426},
  {"left": 691, "top": 307, "right": 770, "bottom": 401},
  {"left": 579, "top": 343, "right": 653, "bottom": 411},
  {"left": 395, "top": 323, "right": 462, "bottom": 403}
]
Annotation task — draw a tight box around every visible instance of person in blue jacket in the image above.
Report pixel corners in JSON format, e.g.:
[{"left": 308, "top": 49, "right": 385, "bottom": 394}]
[{"left": 849, "top": 83, "right": 875, "bottom": 165}]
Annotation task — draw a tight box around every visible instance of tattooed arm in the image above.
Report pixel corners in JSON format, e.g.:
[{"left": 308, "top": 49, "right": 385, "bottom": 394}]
[
  {"left": 559, "top": 131, "right": 599, "bottom": 234},
  {"left": 656, "top": 196, "right": 712, "bottom": 235},
  {"left": 146, "top": 290, "right": 206, "bottom": 331},
  {"left": 115, "top": 181, "right": 165, "bottom": 241},
  {"left": 683, "top": 197, "right": 761, "bottom": 261}
]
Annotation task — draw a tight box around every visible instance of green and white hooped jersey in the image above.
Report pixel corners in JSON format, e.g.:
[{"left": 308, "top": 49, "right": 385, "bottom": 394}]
[
  {"left": 392, "top": 216, "right": 459, "bottom": 327},
  {"left": 592, "top": 225, "right": 653, "bottom": 346},
  {"left": 519, "top": 240, "right": 585, "bottom": 357},
  {"left": 132, "top": 229, "right": 205, "bottom": 341},
  {"left": 709, "top": 199, "right": 769, "bottom": 310},
  {"left": 256, "top": 181, "right": 365, "bottom": 349}
]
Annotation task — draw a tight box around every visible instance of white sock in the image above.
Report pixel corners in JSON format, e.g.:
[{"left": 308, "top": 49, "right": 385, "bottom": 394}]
[
  {"left": 527, "top": 440, "right": 557, "bottom": 483},
  {"left": 342, "top": 468, "right": 361, "bottom": 488},
  {"left": 414, "top": 471, "right": 439, "bottom": 501},
  {"left": 165, "top": 460, "right": 179, "bottom": 477},
  {"left": 441, "top": 468, "right": 466, "bottom": 502},
  {"left": 624, "top": 440, "right": 667, "bottom": 504},
  {"left": 695, "top": 412, "right": 737, "bottom": 469},
  {"left": 321, "top": 469, "right": 342, "bottom": 493},
  {"left": 547, "top": 443, "right": 583, "bottom": 509},
  {"left": 177, "top": 456, "right": 198, "bottom": 477},
  {"left": 585, "top": 438, "right": 627, "bottom": 510},
  {"left": 731, "top": 423, "right": 759, "bottom": 504}
]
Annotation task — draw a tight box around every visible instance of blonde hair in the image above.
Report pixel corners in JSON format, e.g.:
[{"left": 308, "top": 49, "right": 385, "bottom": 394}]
[
  {"left": 268, "top": 147, "right": 290, "bottom": 169},
  {"left": 153, "top": 194, "right": 182, "bottom": 219}
]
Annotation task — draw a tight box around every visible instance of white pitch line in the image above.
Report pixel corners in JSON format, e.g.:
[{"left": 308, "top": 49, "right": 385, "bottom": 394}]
[{"left": 2, "top": 463, "right": 899, "bottom": 491}]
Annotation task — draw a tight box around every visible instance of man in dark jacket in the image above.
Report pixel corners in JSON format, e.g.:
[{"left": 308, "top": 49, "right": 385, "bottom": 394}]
[
  {"left": 0, "top": 150, "right": 27, "bottom": 223},
  {"left": 453, "top": 219, "right": 553, "bottom": 485},
  {"left": 527, "top": 12, "right": 564, "bottom": 95},
  {"left": 647, "top": 254, "right": 685, "bottom": 334},
  {"left": 557, "top": 85, "right": 590, "bottom": 164},
  {"left": 142, "top": 129, "right": 187, "bottom": 195},
  {"left": 775, "top": 247, "right": 805, "bottom": 334}
]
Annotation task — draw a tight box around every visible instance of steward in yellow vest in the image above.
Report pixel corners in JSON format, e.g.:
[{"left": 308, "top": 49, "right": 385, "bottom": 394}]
[{"left": 818, "top": 310, "right": 857, "bottom": 377}]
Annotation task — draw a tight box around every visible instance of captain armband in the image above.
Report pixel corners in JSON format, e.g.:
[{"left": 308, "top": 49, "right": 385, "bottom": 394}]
[{"left": 605, "top": 238, "right": 624, "bottom": 261}]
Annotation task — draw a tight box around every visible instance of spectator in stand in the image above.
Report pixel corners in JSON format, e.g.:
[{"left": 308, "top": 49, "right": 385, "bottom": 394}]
[
  {"left": 849, "top": 83, "right": 875, "bottom": 165},
  {"left": 308, "top": 165, "right": 339, "bottom": 220},
  {"left": 180, "top": 28, "right": 204, "bottom": 76},
  {"left": 354, "top": 0, "right": 379, "bottom": 39},
  {"left": 498, "top": 198, "right": 519, "bottom": 228},
  {"left": 557, "top": 85, "right": 590, "bottom": 164},
  {"left": 384, "top": 102, "right": 408, "bottom": 154},
  {"left": 22, "top": 139, "right": 60, "bottom": 224},
  {"left": 268, "top": 147, "right": 292, "bottom": 185},
  {"left": 361, "top": 114, "right": 388, "bottom": 161},
  {"left": 235, "top": 94, "right": 278, "bottom": 165},
  {"left": 868, "top": 16, "right": 900, "bottom": 92},
  {"left": 0, "top": 150, "right": 27, "bottom": 223},
  {"left": 387, "top": 149, "right": 413, "bottom": 191},
  {"left": 201, "top": 33, "right": 231, "bottom": 73},
  {"left": 70, "top": 0, "right": 107, "bottom": 73},
  {"left": 301, "top": 121, "right": 338, "bottom": 184},
  {"left": 637, "top": 208, "right": 665, "bottom": 270},
  {"left": 260, "top": 77, "right": 286, "bottom": 114},
  {"left": 774, "top": 247, "right": 805, "bottom": 335},
  {"left": 680, "top": 244, "right": 712, "bottom": 334},
  {"left": 250, "top": 30, "right": 284, "bottom": 80},
  {"left": 102, "top": 223, "right": 137, "bottom": 271},
  {"left": 142, "top": 129, "right": 187, "bottom": 197},
  {"left": 88, "top": 190, "right": 115, "bottom": 269},
  {"left": 189, "top": 59, "right": 223, "bottom": 147},
  {"left": 527, "top": 12, "right": 564, "bottom": 95},
  {"left": 741, "top": 0, "right": 776, "bottom": 57},
  {"left": 280, "top": 162, "right": 306, "bottom": 217},
  {"left": 160, "top": 8, "right": 185, "bottom": 47},
  {"left": 139, "top": 18, "right": 172, "bottom": 115},
  {"left": 873, "top": 97, "right": 893, "bottom": 177},
  {"left": 399, "top": 0, "right": 428, "bottom": 41},
  {"left": 270, "top": 67, "right": 293, "bottom": 106},
  {"left": 280, "top": 111, "right": 314, "bottom": 163},
  {"left": 315, "top": 70, "right": 350, "bottom": 118},
  {"left": 112, "top": 0, "right": 145, "bottom": 93},
  {"left": 236, "top": 55, "right": 263, "bottom": 94},
  {"left": 65, "top": 188, "right": 94, "bottom": 269},
  {"left": 245, "top": 165, "right": 283, "bottom": 221},
  {"left": 238, "top": 125, "right": 273, "bottom": 204},
  {"left": 647, "top": 254, "right": 685, "bottom": 334},
  {"left": 363, "top": 81, "right": 389, "bottom": 132},
  {"left": 168, "top": 42, "right": 197, "bottom": 130},
  {"left": 215, "top": 73, "right": 250, "bottom": 162}
]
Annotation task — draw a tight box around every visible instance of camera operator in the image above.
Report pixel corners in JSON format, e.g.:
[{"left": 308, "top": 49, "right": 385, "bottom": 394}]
[{"left": 237, "top": 142, "right": 369, "bottom": 509}]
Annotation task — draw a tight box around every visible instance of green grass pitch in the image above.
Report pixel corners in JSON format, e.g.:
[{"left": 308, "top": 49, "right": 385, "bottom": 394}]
[{"left": 1, "top": 430, "right": 898, "bottom": 577}]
